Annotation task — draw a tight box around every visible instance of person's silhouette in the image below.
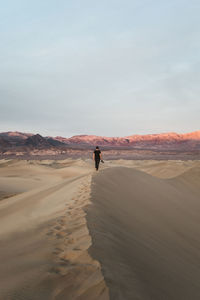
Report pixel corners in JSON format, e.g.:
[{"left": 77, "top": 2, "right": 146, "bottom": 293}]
[{"left": 93, "top": 146, "right": 103, "bottom": 171}]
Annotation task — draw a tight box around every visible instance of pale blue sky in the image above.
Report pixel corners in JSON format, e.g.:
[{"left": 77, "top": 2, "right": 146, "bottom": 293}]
[{"left": 0, "top": 0, "right": 199, "bottom": 137}]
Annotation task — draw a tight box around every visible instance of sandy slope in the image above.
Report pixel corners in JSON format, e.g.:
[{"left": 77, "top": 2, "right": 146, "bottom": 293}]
[
  {"left": 1, "top": 158, "right": 200, "bottom": 300},
  {"left": 109, "top": 159, "right": 200, "bottom": 178},
  {"left": 0, "top": 159, "right": 109, "bottom": 300},
  {"left": 86, "top": 162, "right": 200, "bottom": 300}
]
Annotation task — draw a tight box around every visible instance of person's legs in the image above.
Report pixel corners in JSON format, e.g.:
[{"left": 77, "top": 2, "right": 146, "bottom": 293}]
[{"left": 95, "top": 159, "right": 100, "bottom": 170}]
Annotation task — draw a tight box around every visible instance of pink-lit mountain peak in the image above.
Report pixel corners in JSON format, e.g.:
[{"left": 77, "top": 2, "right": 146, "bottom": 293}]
[
  {"left": 68, "top": 130, "right": 200, "bottom": 142},
  {"left": 124, "top": 130, "right": 200, "bottom": 140},
  {"left": 52, "top": 130, "right": 200, "bottom": 148}
]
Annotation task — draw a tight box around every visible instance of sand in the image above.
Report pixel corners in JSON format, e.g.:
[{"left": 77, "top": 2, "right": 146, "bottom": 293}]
[
  {"left": 1, "top": 158, "right": 200, "bottom": 299},
  {"left": 86, "top": 161, "right": 200, "bottom": 300},
  {"left": 0, "top": 159, "right": 108, "bottom": 300}
]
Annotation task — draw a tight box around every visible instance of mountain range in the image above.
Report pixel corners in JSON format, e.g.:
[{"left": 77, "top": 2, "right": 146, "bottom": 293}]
[
  {"left": 55, "top": 131, "right": 200, "bottom": 147},
  {"left": 0, "top": 130, "right": 200, "bottom": 147},
  {"left": 0, "top": 130, "right": 200, "bottom": 159}
]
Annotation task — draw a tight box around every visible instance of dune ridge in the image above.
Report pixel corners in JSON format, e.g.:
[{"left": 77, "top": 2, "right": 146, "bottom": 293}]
[{"left": 0, "top": 159, "right": 109, "bottom": 300}]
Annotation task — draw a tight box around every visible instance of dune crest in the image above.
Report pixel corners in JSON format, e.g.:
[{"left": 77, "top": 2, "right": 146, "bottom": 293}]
[{"left": 0, "top": 159, "right": 109, "bottom": 300}]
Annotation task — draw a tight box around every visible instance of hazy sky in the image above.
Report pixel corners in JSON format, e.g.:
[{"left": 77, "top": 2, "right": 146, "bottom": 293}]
[{"left": 0, "top": 0, "right": 200, "bottom": 137}]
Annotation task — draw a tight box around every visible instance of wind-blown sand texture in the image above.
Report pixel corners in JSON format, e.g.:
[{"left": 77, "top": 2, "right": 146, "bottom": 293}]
[{"left": 0, "top": 159, "right": 200, "bottom": 299}]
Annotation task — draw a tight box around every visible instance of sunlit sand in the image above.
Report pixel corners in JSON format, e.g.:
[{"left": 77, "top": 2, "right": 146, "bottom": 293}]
[{"left": 0, "top": 159, "right": 200, "bottom": 299}]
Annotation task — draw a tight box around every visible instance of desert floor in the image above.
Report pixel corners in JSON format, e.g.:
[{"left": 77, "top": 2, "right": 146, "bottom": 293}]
[{"left": 0, "top": 159, "right": 200, "bottom": 299}]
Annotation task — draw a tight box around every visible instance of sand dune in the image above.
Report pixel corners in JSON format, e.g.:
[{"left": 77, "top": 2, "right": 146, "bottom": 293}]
[
  {"left": 171, "top": 166, "right": 200, "bottom": 192},
  {"left": 110, "top": 159, "right": 200, "bottom": 178},
  {"left": 86, "top": 164, "right": 200, "bottom": 300},
  {"left": 1, "top": 158, "right": 200, "bottom": 299},
  {"left": 0, "top": 159, "right": 108, "bottom": 300}
]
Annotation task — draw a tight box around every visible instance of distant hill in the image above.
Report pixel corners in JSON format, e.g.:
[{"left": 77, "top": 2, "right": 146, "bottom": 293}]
[
  {"left": 25, "top": 134, "right": 52, "bottom": 148},
  {"left": 46, "top": 138, "right": 65, "bottom": 147},
  {"left": 53, "top": 130, "right": 200, "bottom": 149},
  {"left": 0, "top": 131, "right": 34, "bottom": 148},
  {"left": 0, "top": 132, "right": 65, "bottom": 148},
  {"left": 0, "top": 130, "right": 200, "bottom": 152},
  {"left": 0, "top": 131, "right": 33, "bottom": 143},
  {"left": 0, "top": 137, "right": 11, "bottom": 148}
]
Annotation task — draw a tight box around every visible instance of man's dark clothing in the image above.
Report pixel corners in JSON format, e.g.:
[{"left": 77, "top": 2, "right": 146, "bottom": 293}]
[
  {"left": 95, "top": 159, "right": 100, "bottom": 170},
  {"left": 94, "top": 149, "right": 101, "bottom": 170},
  {"left": 94, "top": 149, "right": 101, "bottom": 160}
]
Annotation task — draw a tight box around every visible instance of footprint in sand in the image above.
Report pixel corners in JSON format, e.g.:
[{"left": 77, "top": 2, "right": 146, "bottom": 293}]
[
  {"left": 59, "top": 221, "right": 66, "bottom": 226},
  {"left": 54, "top": 224, "right": 62, "bottom": 228},
  {"left": 66, "top": 211, "right": 72, "bottom": 215},
  {"left": 59, "top": 260, "right": 70, "bottom": 266},
  {"left": 56, "top": 232, "right": 66, "bottom": 239},
  {"left": 57, "top": 217, "right": 67, "bottom": 225},
  {"left": 52, "top": 249, "right": 61, "bottom": 255},
  {"left": 50, "top": 266, "right": 68, "bottom": 275},
  {"left": 64, "top": 238, "right": 75, "bottom": 245},
  {"left": 73, "top": 247, "right": 81, "bottom": 251},
  {"left": 46, "top": 230, "right": 54, "bottom": 236},
  {"left": 53, "top": 245, "right": 65, "bottom": 253}
]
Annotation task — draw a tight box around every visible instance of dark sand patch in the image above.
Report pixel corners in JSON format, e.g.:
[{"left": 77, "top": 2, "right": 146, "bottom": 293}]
[{"left": 0, "top": 191, "right": 18, "bottom": 201}]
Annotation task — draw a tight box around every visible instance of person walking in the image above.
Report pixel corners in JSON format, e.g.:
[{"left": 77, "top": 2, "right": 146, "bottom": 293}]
[{"left": 93, "top": 146, "right": 103, "bottom": 171}]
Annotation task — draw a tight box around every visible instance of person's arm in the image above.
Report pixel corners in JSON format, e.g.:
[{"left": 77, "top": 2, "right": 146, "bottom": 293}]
[
  {"left": 100, "top": 153, "right": 103, "bottom": 160},
  {"left": 93, "top": 152, "right": 95, "bottom": 160}
]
